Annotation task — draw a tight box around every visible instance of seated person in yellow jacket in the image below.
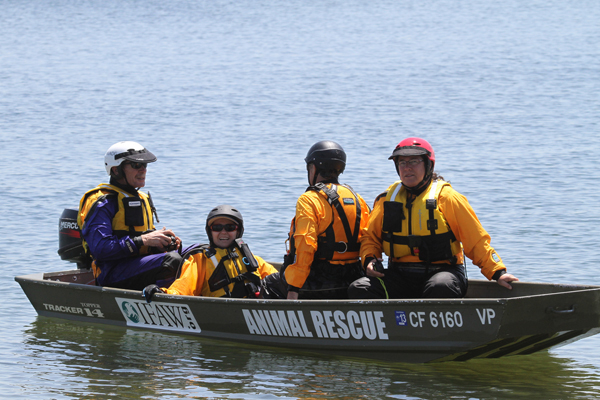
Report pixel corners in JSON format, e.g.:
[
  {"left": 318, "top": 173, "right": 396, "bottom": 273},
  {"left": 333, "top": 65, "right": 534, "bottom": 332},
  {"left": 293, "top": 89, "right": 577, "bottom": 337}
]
[
  {"left": 348, "top": 137, "right": 519, "bottom": 300},
  {"left": 143, "top": 205, "right": 283, "bottom": 301}
]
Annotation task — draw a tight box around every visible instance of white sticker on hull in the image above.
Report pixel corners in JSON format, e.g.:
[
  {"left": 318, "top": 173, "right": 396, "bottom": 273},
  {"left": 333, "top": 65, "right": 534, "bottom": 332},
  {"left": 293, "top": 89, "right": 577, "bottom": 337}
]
[
  {"left": 242, "top": 309, "right": 388, "bottom": 340},
  {"left": 116, "top": 297, "right": 201, "bottom": 332}
]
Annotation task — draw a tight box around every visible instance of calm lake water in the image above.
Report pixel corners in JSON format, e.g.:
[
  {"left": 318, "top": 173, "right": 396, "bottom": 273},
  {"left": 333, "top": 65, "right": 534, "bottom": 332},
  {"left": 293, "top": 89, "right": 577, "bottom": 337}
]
[{"left": 1, "top": 0, "right": 599, "bottom": 398}]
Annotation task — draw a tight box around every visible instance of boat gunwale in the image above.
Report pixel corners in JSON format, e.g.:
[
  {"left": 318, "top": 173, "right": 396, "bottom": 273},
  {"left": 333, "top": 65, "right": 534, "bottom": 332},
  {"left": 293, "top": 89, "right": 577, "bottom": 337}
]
[{"left": 15, "top": 270, "right": 600, "bottom": 306}]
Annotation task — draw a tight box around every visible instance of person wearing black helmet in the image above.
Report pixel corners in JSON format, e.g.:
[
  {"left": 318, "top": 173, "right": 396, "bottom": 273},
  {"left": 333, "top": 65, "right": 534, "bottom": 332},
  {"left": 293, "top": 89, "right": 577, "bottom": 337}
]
[
  {"left": 77, "top": 141, "right": 183, "bottom": 290},
  {"left": 143, "top": 205, "right": 282, "bottom": 301},
  {"left": 281, "top": 140, "right": 371, "bottom": 300},
  {"left": 348, "top": 137, "right": 518, "bottom": 300}
]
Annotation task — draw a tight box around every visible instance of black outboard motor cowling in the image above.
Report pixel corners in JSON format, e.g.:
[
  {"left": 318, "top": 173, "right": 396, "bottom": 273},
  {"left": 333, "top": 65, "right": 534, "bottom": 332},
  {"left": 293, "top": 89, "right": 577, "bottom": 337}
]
[{"left": 58, "top": 208, "right": 90, "bottom": 269}]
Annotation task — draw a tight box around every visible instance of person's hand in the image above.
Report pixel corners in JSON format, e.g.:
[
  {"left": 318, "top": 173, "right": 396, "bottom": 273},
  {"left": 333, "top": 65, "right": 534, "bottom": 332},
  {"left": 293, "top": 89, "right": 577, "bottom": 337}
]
[
  {"left": 287, "top": 291, "right": 299, "bottom": 300},
  {"left": 142, "top": 228, "right": 181, "bottom": 251},
  {"left": 365, "top": 259, "right": 385, "bottom": 278},
  {"left": 496, "top": 273, "right": 519, "bottom": 290},
  {"left": 142, "top": 284, "right": 164, "bottom": 303}
]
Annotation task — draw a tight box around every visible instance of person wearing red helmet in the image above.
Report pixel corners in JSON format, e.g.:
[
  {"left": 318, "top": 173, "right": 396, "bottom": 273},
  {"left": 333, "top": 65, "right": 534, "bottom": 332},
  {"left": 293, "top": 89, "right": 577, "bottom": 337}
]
[{"left": 348, "top": 137, "right": 518, "bottom": 299}]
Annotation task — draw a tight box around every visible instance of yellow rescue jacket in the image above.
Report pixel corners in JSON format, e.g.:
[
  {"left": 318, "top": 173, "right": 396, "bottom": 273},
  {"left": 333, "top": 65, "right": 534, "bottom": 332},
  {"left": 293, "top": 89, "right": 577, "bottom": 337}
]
[
  {"left": 77, "top": 183, "right": 155, "bottom": 258},
  {"left": 382, "top": 179, "right": 462, "bottom": 264},
  {"left": 166, "top": 245, "right": 276, "bottom": 298}
]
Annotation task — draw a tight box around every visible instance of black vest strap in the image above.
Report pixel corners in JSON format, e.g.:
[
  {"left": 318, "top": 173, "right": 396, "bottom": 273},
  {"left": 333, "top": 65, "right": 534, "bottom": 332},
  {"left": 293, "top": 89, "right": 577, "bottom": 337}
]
[
  {"left": 147, "top": 191, "right": 159, "bottom": 223},
  {"left": 386, "top": 231, "right": 456, "bottom": 245},
  {"left": 283, "top": 219, "right": 297, "bottom": 268},
  {"left": 385, "top": 231, "right": 457, "bottom": 264},
  {"left": 426, "top": 198, "right": 438, "bottom": 236},
  {"left": 235, "top": 238, "right": 259, "bottom": 273},
  {"left": 311, "top": 183, "right": 361, "bottom": 260}
]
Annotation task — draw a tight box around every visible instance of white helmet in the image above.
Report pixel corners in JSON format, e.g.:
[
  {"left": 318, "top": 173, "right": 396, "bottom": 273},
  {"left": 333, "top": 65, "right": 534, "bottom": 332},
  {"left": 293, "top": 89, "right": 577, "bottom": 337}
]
[{"left": 104, "top": 141, "right": 157, "bottom": 175}]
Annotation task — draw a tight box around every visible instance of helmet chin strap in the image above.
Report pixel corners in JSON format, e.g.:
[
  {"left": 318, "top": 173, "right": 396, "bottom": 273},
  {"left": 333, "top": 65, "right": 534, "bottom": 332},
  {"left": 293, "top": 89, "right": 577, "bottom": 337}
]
[
  {"left": 311, "top": 171, "right": 319, "bottom": 186},
  {"left": 119, "top": 165, "right": 135, "bottom": 188},
  {"left": 308, "top": 164, "right": 318, "bottom": 186},
  {"left": 405, "top": 174, "right": 432, "bottom": 195},
  {"left": 111, "top": 164, "right": 139, "bottom": 190},
  {"left": 125, "top": 176, "right": 136, "bottom": 189}
]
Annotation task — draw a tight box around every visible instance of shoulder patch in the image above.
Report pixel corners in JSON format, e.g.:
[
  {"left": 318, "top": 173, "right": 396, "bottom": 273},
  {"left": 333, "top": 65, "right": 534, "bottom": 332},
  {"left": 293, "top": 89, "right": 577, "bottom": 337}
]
[
  {"left": 343, "top": 198, "right": 355, "bottom": 205},
  {"left": 374, "top": 191, "right": 388, "bottom": 203}
]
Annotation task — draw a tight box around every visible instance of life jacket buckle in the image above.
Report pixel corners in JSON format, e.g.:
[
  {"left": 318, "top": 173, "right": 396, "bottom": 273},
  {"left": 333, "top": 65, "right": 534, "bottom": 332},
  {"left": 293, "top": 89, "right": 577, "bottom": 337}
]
[{"left": 337, "top": 241, "right": 348, "bottom": 254}]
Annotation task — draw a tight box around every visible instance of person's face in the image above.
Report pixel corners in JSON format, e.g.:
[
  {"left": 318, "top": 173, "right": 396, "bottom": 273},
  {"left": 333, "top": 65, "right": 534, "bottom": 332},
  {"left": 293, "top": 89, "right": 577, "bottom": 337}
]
[
  {"left": 122, "top": 161, "right": 148, "bottom": 188},
  {"left": 210, "top": 217, "right": 239, "bottom": 248},
  {"left": 396, "top": 156, "right": 425, "bottom": 188}
]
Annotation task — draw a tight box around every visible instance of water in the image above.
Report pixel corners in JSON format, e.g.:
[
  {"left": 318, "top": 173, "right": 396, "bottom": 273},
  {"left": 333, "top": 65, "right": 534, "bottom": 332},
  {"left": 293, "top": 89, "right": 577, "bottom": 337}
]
[{"left": 1, "top": 0, "right": 599, "bottom": 398}]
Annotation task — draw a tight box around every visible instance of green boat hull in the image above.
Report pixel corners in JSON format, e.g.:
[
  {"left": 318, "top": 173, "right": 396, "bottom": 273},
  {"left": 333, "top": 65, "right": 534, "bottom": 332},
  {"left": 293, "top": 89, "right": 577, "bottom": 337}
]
[{"left": 15, "top": 268, "right": 600, "bottom": 363}]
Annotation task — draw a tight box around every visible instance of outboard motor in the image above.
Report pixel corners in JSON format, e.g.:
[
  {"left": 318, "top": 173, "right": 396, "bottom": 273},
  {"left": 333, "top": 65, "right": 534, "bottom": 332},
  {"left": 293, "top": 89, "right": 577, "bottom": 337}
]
[{"left": 57, "top": 208, "right": 90, "bottom": 269}]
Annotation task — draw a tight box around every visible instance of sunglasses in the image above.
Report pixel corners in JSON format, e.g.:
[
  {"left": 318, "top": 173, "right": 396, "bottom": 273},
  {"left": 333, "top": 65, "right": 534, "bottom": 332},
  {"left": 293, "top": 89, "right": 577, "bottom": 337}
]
[
  {"left": 126, "top": 162, "right": 147, "bottom": 170},
  {"left": 210, "top": 224, "right": 238, "bottom": 232}
]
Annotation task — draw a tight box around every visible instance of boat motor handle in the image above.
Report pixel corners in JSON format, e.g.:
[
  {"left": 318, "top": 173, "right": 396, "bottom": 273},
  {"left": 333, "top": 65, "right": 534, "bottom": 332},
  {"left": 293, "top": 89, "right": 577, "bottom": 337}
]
[{"left": 546, "top": 305, "right": 576, "bottom": 314}]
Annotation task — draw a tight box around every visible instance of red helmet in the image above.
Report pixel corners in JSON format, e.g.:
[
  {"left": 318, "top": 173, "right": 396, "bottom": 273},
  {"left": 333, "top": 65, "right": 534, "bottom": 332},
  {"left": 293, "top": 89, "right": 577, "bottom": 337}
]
[{"left": 388, "top": 137, "right": 435, "bottom": 163}]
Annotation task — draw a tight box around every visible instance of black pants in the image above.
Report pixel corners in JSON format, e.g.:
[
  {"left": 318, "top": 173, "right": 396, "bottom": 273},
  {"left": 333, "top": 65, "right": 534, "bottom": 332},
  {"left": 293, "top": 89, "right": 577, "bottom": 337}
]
[
  {"left": 261, "top": 272, "right": 288, "bottom": 299},
  {"left": 279, "top": 260, "right": 364, "bottom": 300},
  {"left": 348, "top": 263, "right": 467, "bottom": 299}
]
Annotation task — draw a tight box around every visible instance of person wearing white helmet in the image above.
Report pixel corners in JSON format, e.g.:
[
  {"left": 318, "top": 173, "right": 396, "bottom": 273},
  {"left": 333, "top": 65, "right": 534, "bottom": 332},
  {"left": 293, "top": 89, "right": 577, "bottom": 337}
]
[{"left": 77, "top": 141, "right": 183, "bottom": 289}]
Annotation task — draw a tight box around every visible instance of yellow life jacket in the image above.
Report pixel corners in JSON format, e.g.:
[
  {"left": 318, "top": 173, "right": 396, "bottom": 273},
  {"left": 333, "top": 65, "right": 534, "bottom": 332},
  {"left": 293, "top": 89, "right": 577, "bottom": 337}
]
[
  {"left": 191, "top": 245, "right": 262, "bottom": 298},
  {"left": 284, "top": 182, "right": 363, "bottom": 265},
  {"left": 77, "top": 183, "right": 155, "bottom": 258},
  {"left": 382, "top": 179, "right": 462, "bottom": 264}
]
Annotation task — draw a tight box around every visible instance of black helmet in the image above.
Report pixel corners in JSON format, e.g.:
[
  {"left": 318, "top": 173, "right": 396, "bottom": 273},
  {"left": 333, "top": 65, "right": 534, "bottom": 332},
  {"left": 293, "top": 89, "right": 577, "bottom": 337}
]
[
  {"left": 304, "top": 140, "right": 346, "bottom": 174},
  {"left": 205, "top": 205, "right": 244, "bottom": 244}
]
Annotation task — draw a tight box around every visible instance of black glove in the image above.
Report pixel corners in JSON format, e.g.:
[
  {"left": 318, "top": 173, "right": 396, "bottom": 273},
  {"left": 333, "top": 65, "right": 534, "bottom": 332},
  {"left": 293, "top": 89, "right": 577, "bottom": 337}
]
[
  {"left": 373, "top": 259, "right": 385, "bottom": 273},
  {"left": 142, "top": 284, "right": 164, "bottom": 303},
  {"left": 165, "top": 235, "right": 178, "bottom": 252}
]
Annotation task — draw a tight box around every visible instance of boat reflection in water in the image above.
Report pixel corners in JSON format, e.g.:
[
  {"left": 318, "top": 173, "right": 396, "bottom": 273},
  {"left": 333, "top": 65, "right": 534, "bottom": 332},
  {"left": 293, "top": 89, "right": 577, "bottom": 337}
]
[{"left": 22, "top": 317, "right": 600, "bottom": 399}]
